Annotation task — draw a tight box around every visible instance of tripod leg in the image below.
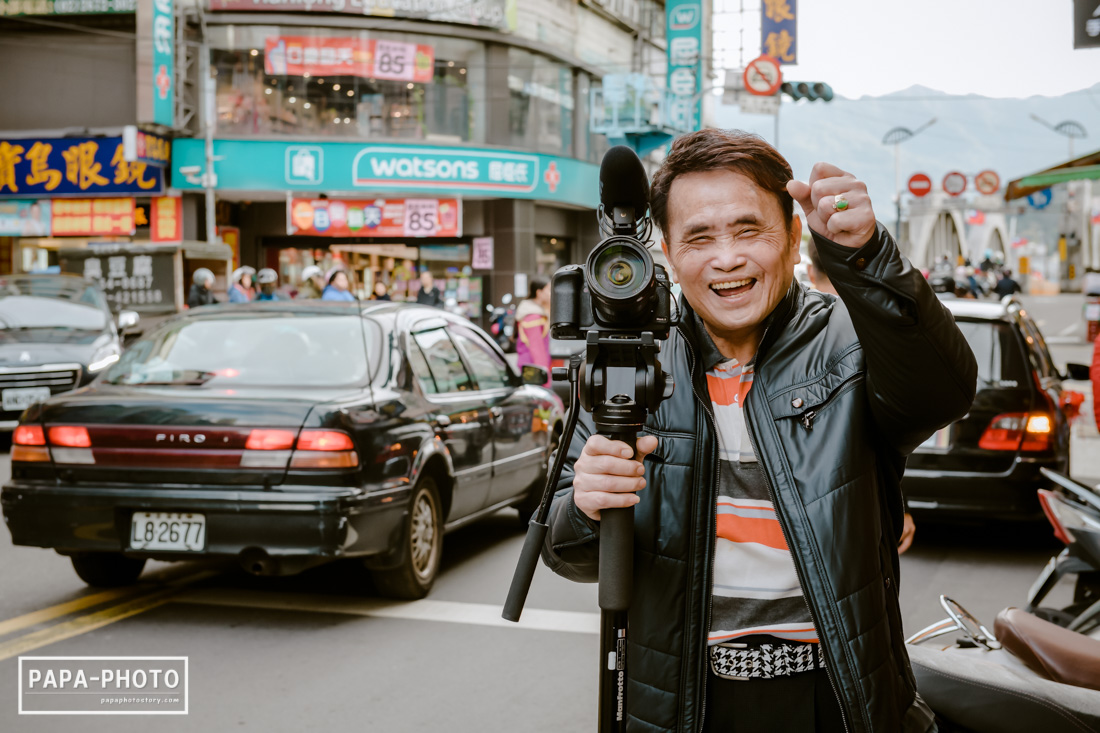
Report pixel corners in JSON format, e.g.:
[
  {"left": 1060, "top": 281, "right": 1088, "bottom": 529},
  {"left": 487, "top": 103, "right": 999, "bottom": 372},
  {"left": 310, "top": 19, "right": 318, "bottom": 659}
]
[{"left": 599, "top": 609, "right": 628, "bottom": 731}]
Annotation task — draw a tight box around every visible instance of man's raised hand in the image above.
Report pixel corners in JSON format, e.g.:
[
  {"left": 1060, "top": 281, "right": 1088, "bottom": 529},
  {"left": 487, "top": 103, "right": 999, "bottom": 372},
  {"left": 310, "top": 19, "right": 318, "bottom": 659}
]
[{"left": 787, "top": 163, "right": 876, "bottom": 249}]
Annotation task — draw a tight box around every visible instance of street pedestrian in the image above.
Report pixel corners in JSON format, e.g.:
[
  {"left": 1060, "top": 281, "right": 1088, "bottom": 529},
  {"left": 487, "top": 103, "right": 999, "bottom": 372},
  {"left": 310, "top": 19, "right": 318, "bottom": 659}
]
[
  {"left": 541, "top": 129, "right": 976, "bottom": 732},
  {"left": 322, "top": 270, "right": 356, "bottom": 301},
  {"left": 805, "top": 239, "right": 917, "bottom": 554},
  {"left": 372, "top": 281, "right": 392, "bottom": 301},
  {"left": 1091, "top": 326, "right": 1100, "bottom": 432},
  {"left": 187, "top": 268, "right": 216, "bottom": 309},
  {"left": 415, "top": 271, "right": 444, "bottom": 307},
  {"left": 297, "top": 265, "right": 325, "bottom": 299},
  {"left": 228, "top": 266, "right": 255, "bottom": 303},
  {"left": 255, "top": 268, "right": 283, "bottom": 301},
  {"left": 994, "top": 269, "right": 1023, "bottom": 299},
  {"left": 515, "top": 274, "right": 552, "bottom": 384}
]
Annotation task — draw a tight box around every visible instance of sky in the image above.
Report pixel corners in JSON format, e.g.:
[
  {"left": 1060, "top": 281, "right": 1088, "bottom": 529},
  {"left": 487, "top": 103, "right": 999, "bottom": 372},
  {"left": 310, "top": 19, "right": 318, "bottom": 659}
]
[{"left": 712, "top": 0, "right": 1100, "bottom": 99}]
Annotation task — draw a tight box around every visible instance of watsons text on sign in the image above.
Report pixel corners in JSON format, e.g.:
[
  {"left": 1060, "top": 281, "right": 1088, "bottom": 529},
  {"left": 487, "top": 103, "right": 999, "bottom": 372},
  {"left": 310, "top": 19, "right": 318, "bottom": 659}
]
[{"left": 352, "top": 147, "right": 539, "bottom": 192}]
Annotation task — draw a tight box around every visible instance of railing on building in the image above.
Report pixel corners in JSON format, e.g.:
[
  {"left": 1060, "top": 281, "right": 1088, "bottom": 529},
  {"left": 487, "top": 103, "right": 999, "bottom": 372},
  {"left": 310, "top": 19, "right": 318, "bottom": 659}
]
[{"left": 589, "top": 73, "right": 693, "bottom": 156}]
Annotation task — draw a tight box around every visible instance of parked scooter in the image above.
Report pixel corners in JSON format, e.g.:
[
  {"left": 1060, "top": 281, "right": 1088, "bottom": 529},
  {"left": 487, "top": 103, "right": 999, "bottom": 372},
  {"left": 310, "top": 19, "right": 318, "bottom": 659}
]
[
  {"left": 907, "top": 595, "right": 1100, "bottom": 732},
  {"left": 1026, "top": 468, "right": 1100, "bottom": 633},
  {"left": 486, "top": 293, "right": 516, "bottom": 353}
]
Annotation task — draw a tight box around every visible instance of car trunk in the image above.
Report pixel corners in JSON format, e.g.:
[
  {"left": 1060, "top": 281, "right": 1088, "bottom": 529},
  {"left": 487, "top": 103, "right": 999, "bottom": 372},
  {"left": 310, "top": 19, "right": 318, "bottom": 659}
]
[
  {"left": 36, "top": 384, "right": 352, "bottom": 486},
  {"left": 906, "top": 318, "right": 1034, "bottom": 475}
]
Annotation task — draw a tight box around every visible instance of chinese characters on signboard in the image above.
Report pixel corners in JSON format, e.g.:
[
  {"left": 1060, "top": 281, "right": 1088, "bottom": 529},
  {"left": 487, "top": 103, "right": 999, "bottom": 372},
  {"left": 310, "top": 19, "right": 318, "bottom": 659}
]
[
  {"left": 265, "top": 37, "right": 434, "bottom": 83},
  {"left": 666, "top": 0, "right": 703, "bottom": 130},
  {"left": 150, "top": 196, "right": 183, "bottom": 242},
  {"left": 151, "top": 0, "right": 174, "bottom": 127},
  {"left": 1074, "top": 0, "right": 1100, "bottom": 48},
  {"left": 288, "top": 198, "right": 462, "bottom": 238},
  {"left": 62, "top": 248, "right": 175, "bottom": 311},
  {"left": 0, "top": 137, "right": 166, "bottom": 197},
  {"left": 207, "top": 0, "right": 512, "bottom": 31},
  {"left": 761, "top": 0, "right": 797, "bottom": 64},
  {"left": 0, "top": 0, "right": 135, "bottom": 15},
  {"left": 52, "top": 199, "right": 136, "bottom": 236}
]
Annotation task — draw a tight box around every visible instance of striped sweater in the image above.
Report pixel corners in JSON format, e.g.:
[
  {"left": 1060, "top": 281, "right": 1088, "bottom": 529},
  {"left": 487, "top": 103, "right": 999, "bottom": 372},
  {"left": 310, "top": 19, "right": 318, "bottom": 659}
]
[{"left": 706, "top": 356, "right": 818, "bottom": 645}]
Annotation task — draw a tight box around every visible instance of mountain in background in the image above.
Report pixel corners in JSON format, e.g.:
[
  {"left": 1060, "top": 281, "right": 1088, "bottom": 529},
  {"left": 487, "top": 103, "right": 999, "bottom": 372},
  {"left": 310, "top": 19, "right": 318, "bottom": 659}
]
[{"left": 714, "top": 82, "right": 1100, "bottom": 225}]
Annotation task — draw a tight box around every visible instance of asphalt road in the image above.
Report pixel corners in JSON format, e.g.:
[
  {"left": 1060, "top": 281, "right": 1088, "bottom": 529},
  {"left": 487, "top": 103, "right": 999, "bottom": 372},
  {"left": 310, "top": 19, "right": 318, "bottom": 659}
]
[{"left": 1, "top": 292, "right": 1093, "bottom": 732}]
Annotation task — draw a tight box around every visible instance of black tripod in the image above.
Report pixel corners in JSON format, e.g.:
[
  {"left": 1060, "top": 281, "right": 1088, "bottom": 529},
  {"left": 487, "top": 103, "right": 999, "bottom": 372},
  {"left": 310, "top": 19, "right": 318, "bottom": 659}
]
[{"left": 503, "top": 330, "right": 672, "bottom": 732}]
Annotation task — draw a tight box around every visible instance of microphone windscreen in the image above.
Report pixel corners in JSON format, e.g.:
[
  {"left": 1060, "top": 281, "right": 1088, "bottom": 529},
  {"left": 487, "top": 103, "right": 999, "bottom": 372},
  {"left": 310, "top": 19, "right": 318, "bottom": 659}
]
[{"left": 599, "top": 146, "right": 649, "bottom": 221}]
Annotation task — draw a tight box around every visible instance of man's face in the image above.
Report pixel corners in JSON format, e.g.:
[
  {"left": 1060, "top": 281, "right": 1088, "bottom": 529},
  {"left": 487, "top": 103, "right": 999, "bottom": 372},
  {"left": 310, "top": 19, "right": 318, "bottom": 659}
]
[
  {"left": 661, "top": 169, "right": 801, "bottom": 352},
  {"left": 421, "top": 272, "right": 433, "bottom": 289}
]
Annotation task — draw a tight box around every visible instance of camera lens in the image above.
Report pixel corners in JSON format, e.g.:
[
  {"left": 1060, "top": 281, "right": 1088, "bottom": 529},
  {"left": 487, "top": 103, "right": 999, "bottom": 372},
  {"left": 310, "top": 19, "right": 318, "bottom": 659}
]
[{"left": 606, "top": 260, "right": 634, "bottom": 287}]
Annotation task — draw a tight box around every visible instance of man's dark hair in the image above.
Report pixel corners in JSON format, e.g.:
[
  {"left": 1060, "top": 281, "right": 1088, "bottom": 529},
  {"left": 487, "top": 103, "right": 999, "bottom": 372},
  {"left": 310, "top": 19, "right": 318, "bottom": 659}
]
[
  {"left": 651, "top": 128, "right": 795, "bottom": 242},
  {"left": 528, "top": 274, "right": 549, "bottom": 299}
]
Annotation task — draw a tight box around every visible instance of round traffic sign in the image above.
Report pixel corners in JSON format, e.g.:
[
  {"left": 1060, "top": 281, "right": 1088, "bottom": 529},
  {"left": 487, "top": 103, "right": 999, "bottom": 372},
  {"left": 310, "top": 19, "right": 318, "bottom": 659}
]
[
  {"left": 942, "top": 171, "right": 967, "bottom": 197},
  {"left": 1027, "top": 188, "right": 1052, "bottom": 209},
  {"left": 974, "top": 169, "right": 1000, "bottom": 195},
  {"left": 908, "top": 173, "right": 932, "bottom": 197},
  {"left": 743, "top": 55, "right": 782, "bottom": 97}
]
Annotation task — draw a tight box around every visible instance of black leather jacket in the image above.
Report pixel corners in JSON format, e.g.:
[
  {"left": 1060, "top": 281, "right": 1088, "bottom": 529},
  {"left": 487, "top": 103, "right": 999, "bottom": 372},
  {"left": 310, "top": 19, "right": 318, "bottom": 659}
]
[{"left": 542, "top": 225, "right": 977, "bottom": 732}]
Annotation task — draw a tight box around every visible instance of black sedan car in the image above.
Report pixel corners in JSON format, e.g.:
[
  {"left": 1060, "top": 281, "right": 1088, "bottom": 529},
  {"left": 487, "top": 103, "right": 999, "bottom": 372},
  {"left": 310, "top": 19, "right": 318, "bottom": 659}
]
[
  {"left": 902, "top": 297, "right": 1090, "bottom": 521},
  {"left": 2, "top": 301, "right": 563, "bottom": 599},
  {"left": 0, "top": 273, "right": 138, "bottom": 430}
]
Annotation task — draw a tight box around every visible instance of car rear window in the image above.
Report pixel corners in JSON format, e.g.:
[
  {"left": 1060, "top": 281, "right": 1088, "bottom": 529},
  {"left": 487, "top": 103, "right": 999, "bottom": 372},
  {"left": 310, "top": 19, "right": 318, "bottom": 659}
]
[
  {"left": 955, "top": 319, "right": 1029, "bottom": 389},
  {"left": 105, "top": 314, "right": 379, "bottom": 387}
]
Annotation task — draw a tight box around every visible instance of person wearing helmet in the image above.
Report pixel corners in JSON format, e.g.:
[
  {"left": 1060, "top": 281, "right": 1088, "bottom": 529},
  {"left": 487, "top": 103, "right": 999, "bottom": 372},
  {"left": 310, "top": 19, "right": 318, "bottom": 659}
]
[
  {"left": 187, "top": 268, "right": 216, "bottom": 308},
  {"left": 229, "top": 266, "right": 255, "bottom": 303},
  {"left": 255, "top": 268, "right": 283, "bottom": 301},
  {"left": 297, "top": 265, "right": 325, "bottom": 299},
  {"left": 322, "top": 269, "right": 356, "bottom": 301}
]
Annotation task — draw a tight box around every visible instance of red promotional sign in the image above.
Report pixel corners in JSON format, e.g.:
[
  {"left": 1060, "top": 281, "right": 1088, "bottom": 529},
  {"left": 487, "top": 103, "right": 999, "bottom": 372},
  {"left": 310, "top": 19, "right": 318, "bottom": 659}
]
[
  {"left": 942, "top": 171, "right": 967, "bottom": 197},
  {"left": 264, "top": 37, "right": 434, "bottom": 83},
  {"left": 51, "top": 198, "right": 135, "bottom": 237},
  {"left": 288, "top": 198, "right": 461, "bottom": 238},
  {"left": 907, "top": 173, "right": 932, "bottom": 197},
  {"left": 974, "top": 169, "right": 1000, "bottom": 195},
  {"left": 150, "top": 196, "right": 183, "bottom": 243}
]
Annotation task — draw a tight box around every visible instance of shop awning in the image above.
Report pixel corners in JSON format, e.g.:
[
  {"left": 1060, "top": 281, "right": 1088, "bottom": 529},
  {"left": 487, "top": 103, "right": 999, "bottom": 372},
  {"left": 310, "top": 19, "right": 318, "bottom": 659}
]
[{"left": 1004, "top": 149, "right": 1100, "bottom": 201}]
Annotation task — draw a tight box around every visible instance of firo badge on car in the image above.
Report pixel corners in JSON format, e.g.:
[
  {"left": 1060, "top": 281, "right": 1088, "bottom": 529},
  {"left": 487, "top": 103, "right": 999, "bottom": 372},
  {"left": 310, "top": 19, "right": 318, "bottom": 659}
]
[{"left": 155, "top": 433, "right": 206, "bottom": 444}]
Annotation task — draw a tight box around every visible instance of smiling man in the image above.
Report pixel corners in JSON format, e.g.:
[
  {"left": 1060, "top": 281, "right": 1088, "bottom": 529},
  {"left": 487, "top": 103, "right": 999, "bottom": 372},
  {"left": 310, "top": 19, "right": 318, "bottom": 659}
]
[{"left": 542, "top": 129, "right": 977, "bottom": 732}]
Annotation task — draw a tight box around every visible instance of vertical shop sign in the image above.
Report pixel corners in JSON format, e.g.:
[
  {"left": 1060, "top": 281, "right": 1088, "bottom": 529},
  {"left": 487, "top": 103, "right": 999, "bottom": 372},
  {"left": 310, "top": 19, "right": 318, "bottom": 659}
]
[
  {"left": 666, "top": 0, "right": 703, "bottom": 130},
  {"left": 152, "top": 0, "right": 174, "bottom": 126},
  {"left": 218, "top": 225, "right": 240, "bottom": 268},
  {"left": 150, "top": 196, "right": 182, "bottom": 242},
  {"left": 761, "top": 0, "right": 797, "bottom": 64},
  {"left": 471, "top": 236, "right": 493, "bottom": 270}
]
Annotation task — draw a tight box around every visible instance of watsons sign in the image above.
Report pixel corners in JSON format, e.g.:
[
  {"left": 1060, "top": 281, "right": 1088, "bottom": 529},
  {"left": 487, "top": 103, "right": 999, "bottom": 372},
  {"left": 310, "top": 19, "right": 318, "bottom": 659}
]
[
  {"left": 352, "top": 147, "right": 539, "bottom": 193},
  {"left": 170, "top": 139, "right": 598, "bottom": 208}
]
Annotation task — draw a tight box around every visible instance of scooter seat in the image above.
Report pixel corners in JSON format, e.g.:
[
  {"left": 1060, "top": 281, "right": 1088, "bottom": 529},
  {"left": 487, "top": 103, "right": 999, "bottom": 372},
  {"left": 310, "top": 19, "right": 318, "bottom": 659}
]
[
  {"left": 909, "top": 645, "right": 1100, "bottom": 733},
  {"left": 995, "top": 607, "right": 1100, "bottom": 691}
]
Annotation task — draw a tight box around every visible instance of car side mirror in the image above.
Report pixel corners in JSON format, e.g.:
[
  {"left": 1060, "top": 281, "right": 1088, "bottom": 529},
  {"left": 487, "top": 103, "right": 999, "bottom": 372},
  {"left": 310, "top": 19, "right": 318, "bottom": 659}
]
[
  {"left": 117, "top": 310, "right": 140, "bottom": 331},
  {"left": 520, "top": 364, "right": 548, "bottom": 386},
  {"left": 1065, "top": 362, "right": 1090, "bottom": 381}
]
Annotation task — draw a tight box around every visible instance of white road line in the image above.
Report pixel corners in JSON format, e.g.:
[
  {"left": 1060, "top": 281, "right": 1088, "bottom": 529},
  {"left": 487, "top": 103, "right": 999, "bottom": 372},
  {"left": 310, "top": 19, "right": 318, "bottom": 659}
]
[
  {"left": 174, "top": 588, "right": 601, "bottom": 635},
  {"left": 1058, "top": 321, "right": 1083, "bottom": 337}
]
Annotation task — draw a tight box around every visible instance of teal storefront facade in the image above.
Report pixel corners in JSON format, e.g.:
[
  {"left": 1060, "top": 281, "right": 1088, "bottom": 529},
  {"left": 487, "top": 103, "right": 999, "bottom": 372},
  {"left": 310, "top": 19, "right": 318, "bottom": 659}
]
[{"left": 171, "top": 138, "right": 603, "bottom": 313}]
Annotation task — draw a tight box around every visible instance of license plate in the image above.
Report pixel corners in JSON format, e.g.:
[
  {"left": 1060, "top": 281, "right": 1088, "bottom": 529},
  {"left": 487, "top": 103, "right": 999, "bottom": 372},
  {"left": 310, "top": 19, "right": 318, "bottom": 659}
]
[
  {"left": 2, "top": 386, "right": 51, "bottom": 412},
  {"left": 919, "top": 427, "right": 951, "bottom": 451},
  {"left": 130, "top": 512, "right": 206, "bottom": 552}
]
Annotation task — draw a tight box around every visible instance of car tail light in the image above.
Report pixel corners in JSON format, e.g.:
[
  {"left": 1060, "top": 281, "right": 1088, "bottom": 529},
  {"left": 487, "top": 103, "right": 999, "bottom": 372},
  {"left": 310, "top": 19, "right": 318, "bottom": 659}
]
[
  {"left": 290, "top": 430, "right": 358, "bottom": 469},
  {"left": 978, "top": 412, "right": 1053, "bottom": 452},
  {"left": 48, "top": 426, "right": 91, "bottom": 448},
  {"left": 245, "top": 429, "right": 296, "bottom": 451},
  {"left": 12, "top": 424, "right": 49, "bottom": 463},
  {"left": 296, "top": 430, "right": 354, "bottom": 451},
  {"left": 45, "top": 425, "right": 95, "bottom": 465}
]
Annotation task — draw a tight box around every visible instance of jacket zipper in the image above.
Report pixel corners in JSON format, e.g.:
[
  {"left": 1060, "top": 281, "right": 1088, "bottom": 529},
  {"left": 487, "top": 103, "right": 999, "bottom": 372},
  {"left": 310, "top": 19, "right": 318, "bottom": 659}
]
[
  {"left": 743, "top": 401, "right": 854, "bottom": 733},
  {"left": 679, "top": 331, "right": 720, "bottom": 733},
  {"left": 796, "top": 373, "right": 864, "bottom": 432}
]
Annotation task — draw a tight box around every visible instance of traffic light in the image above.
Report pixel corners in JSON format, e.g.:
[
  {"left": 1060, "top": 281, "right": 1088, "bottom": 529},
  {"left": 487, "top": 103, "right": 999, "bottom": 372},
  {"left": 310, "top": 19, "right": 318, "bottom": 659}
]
[{"left": 781, "top": 81, "right": 833, "bottom": 102}]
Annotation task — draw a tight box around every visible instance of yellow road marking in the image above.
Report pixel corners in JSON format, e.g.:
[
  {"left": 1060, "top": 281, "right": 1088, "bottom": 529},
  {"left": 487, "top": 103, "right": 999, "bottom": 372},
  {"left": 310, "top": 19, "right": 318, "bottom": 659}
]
[
  {"left": 0, "top": 587, "right": 138, "bottom": 638},
  {"left": 0, "top": 571, "right": 218, "bottom": 662}
]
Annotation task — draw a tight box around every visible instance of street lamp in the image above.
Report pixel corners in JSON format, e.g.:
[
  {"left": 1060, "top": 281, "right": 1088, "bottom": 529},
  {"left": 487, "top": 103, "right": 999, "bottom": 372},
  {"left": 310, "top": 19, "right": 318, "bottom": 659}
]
[
  {"left": 882, "top": 118, "right": 936, "bottom": 250},
  {"left": 1029, "top": 115, "right": 1087, "bottom": 159}
]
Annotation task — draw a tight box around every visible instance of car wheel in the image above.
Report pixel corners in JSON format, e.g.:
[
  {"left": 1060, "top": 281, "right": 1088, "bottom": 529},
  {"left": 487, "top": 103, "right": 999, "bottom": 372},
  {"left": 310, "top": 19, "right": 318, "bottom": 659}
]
[
  {"left": 70, "top": 552, "right": 146, "bottom": 588},
  {"left": 516, "top": 430, "right": 559, "bottom": 528},
  {"left": 371, "top": 475, "right": 443, "bottom": 600}
]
